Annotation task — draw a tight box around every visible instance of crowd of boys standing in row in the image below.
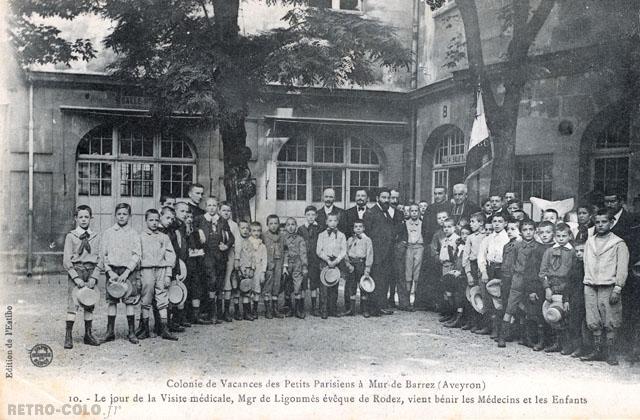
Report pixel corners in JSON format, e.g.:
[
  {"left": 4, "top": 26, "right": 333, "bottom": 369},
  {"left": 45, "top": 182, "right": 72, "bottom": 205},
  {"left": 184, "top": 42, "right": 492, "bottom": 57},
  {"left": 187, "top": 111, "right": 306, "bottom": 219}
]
[{"left": 61, "top": 182, "right": 640, "bottom": 365}]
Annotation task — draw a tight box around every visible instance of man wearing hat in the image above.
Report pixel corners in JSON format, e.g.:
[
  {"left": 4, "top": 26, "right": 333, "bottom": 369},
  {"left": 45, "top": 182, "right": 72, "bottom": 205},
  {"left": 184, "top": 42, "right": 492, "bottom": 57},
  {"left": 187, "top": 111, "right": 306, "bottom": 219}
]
[
  {"left": 62, "top": 205, "right": 102, "bottom": 349},
  {"left": 364, "top": 187, "right": 396, "bottom": 316},
  {"left": 316, "top": 213, "right": 347, "bottom": 319}
]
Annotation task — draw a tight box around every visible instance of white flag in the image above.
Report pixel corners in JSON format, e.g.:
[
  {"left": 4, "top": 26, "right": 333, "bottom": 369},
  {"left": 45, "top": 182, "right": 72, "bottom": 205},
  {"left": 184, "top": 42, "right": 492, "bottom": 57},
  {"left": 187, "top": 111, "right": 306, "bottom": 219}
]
[
  {"left": 465, "top": 88, "right": 492, "bottom": 182},
  {"left": 469, "top": 89, "right": 489, "bottom": 149}
]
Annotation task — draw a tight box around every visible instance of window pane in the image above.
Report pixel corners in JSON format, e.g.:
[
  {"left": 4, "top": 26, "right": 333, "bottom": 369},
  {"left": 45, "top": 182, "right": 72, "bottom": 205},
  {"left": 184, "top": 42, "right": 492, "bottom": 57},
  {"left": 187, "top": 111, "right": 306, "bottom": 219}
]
[
  {"left": 90, "top": 180, "right": 100, "bottom": 195},
  {"left": 515, "top": 155, "right": 553, "bottom": 200},
  {"left": 278, "top": 137, "right": 307, "bottom": 162},
  {"left": 349, "top": 170, "right": 379, "bottom": 201},
  {"left": 594, "top": 157, "right": 629, "bottom": 196},
  {"left": 102, "top": 180, "right": 112, "bottom": 196},
  {"left": 102, "top": 137, "right": 113, "bottom": 155},
  {"left": 434, "top": 127, "right": 465, "bottom": 166},
  {"left": 143, "top": 138, "right": 154, "bottom": 157},
  {"left": 102, "top": 163, "right": 112, "bottom": 178},
  {"left": 340, "top": 0, "right": 359, "bottom": 10},
  {"left": 132, "top": 139, "right": 142, "bottom": 156},
  {"left": 309, "top": 0, "right": 331, "bottom": 7},
  {"left": 161, "top": 141, "right": 171, "bottom": 158},
  {"left": 160, "top": 164, "right": 195, "bottom": 199},
  {"left": 172, "top": 141, "right": 182, "bottom": 158},
  {"left": 77, "top": 140, "right": 90, "bottom": 155},
  {"left": 596, "top": 117, "right": 630, "bottom": 149},
  {"left": 121, "top": 181, "right": 130, "bottom": 196},
  {"left": 183, "top": 166, "right": 193, "bottom": 182},
  {"left": 120, "top": 137, "right": 131, "bottom": 156},
  {"left": 277, "top": 167, "right": 307, "bottom": 201},
  {"left": 78, "top": 126, "right": 112, "bottom": 156},
  {"left": 312, "top": 169, "right": 342, "bottom": 202},
  {"left": 78, "top": 180, "right": 89, "bottom": 196},
  {"left": 78, "top": 162, "right": 88, "bottom": 179},
  {"left": 77, "top": 161, "right": 112, "bottom": 196}
]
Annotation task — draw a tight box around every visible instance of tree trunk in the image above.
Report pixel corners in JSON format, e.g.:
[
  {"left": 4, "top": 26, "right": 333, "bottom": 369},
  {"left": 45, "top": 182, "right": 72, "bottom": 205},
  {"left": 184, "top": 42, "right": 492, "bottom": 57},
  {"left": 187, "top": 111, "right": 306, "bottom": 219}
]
[
  {"left": 213, "top": 0, "right": 241, "bottom": 42},
  {"left": 457, "top": 0, "right": 555, "bottom": 196},
  {"left": 220, "top": 110, "right": 255, "bottom": 222},
  {"left": 487, "top": 72, "right": 525, "bottom": 195},
  {"left": 212, "top": 1, "right": 254, "bottom": 221}
]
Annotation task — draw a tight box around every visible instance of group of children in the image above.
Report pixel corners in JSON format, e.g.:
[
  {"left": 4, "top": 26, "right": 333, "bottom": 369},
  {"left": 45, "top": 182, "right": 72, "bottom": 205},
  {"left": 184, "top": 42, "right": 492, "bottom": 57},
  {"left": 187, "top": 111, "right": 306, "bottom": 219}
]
[
  {"left": 62, "top": 191, "right": 630, "bottom": 367},
  {"left": 61, "top": 193, "right": 380, "bottom": 349},
  {"left": 431, "top": 203, "right": 629, "bottom": 366}
]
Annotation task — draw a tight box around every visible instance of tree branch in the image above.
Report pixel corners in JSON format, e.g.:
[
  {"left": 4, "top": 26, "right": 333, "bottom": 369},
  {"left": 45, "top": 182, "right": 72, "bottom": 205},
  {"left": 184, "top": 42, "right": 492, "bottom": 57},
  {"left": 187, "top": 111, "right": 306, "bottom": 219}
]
[
  {"left": 456, "top": 0, "right": 500, "bottom": 124},
  {"left": 508, "top": 0, "right": 555, "bottom": 61}
]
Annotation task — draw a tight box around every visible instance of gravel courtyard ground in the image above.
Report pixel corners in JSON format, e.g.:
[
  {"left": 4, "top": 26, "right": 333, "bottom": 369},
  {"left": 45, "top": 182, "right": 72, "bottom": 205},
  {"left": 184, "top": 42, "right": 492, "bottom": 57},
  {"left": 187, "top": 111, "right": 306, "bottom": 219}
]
[{"left": 2, "top": 274, "right": 640, "bottom": 418}]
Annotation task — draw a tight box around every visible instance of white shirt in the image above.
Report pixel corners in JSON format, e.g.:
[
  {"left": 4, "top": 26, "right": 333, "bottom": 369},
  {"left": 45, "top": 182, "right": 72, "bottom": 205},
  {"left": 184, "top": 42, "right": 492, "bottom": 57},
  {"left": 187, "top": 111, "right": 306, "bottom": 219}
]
[
  {"left": 477, "top": 229, "right": 510, "bottom": 276},
  {"left": 356, "top": 206, "right": 367, "bottom": 219},
  {"left": 388, "top": 207, "right": 396, "bottom": 219},
  {"left": 204, "top": 213, "right": 220, "bottom": 223},
  {"left": 324, "top": 205, "right": 334, "bottom": 215},
  {"left": 406, "top": 220, "right": 423, "bottom": 244}
]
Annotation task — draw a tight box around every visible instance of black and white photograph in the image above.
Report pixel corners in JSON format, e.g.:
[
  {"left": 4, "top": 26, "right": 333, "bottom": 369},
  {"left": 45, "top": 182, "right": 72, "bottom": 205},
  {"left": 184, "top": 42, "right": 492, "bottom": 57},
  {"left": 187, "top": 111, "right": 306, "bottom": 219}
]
[{"left": 1, "top": 0, "right": 640, "bottom": 418}]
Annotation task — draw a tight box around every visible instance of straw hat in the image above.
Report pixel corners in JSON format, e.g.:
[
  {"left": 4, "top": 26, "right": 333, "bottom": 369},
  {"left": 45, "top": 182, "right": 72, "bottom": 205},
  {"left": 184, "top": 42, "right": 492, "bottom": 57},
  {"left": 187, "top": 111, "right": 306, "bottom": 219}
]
[
  {"left": 467, "top": 286, "right": 486, "bottom": 314},
  {"left": 75, "top": 287, "right": 99, "bottom": 307},
  {"left": 168, "top": 282, "right": 185, "bottom": 305},
  {"left": 106, "top": 280, "right": 128, "bottom": 299},
  {"left": 542, "top": 294, "right": 566, "bottom": 329},
  {"left": 320, "top": 266, "right": 341, "bottom": 287},
  {"left": 177, "top": 259, "right": 187, "bottom": 282},
  {"left": 359, "top": 275, "right": 375, "bottom": 293},
  {"left": 239, "top": 277, "right": 253, "bottom": 293}
]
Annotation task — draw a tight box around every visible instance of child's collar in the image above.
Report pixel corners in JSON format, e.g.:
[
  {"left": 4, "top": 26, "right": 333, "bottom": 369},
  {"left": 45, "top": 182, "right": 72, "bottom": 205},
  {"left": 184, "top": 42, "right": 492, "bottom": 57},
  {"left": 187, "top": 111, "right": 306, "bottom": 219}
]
[
  {"left": 73, "top": 226, "right": 94, "bottom": 237},
  {"left": 553, "top": 242, "right": 573, "bottom": 250},
  {"left": 204, "top": 213, "right": 219, "bottom": 222}
]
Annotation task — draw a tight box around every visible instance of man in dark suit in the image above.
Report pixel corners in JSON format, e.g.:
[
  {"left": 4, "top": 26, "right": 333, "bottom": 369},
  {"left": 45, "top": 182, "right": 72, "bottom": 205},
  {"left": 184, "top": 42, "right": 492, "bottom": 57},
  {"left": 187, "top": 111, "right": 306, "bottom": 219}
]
[
  {"left": 315, "top": 188, "right": 347, "bottom": 233},
  {"left": 345, "top": 189, "right": 370, "bottom": 238},
  {"left": 186, "top": 183, "right": 206, "bottom": 220},
  {"left": 364, "top": 187, "right": 396, "bottom": 316},
  {"left": 604, "top": 191, "right": 640, "bottom": 359},
  {"left": 414, "top": 186, "right": 451, "bottom": 311},
  {"left": 341, "top": 188, "right": 370, "bottom": 315},
  {"left": 387, "top": 188, "right": 405, "bottom": 308},
  {"left": 451, "top": 183, "right": 480, "bottom": 225}
]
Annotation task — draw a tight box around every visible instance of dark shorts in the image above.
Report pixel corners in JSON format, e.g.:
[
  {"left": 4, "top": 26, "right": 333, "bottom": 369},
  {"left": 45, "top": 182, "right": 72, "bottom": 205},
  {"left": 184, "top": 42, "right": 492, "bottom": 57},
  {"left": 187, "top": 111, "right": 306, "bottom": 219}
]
[
  {"left": 307, "top": 264, "right": 321, "bottom": 291},
  {"left": 205, "top": 260, "right": 227, "bottom": 296},
  {"left": 506, "top": 274, "right": 526, "bottom": 315}
]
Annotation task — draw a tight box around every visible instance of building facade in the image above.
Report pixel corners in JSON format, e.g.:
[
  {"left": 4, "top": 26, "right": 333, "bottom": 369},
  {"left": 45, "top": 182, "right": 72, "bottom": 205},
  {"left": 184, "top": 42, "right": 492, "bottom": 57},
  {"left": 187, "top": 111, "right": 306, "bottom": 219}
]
[{"left": 1, "top": 0, "right": 638, "bottom": 273}]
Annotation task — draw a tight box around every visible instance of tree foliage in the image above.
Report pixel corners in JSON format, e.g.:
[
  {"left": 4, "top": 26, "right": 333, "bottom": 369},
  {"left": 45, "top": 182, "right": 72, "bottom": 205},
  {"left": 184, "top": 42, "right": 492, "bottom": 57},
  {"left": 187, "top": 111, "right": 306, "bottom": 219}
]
[
  {"left": 425, "top": 0, "right": 557, "bottom": 195},
  {"left": 9, "top": 0, "right": 411, "bottom": 120},
  {"left": 9, "top": 0, "right": 411, "bottom": 219}
]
